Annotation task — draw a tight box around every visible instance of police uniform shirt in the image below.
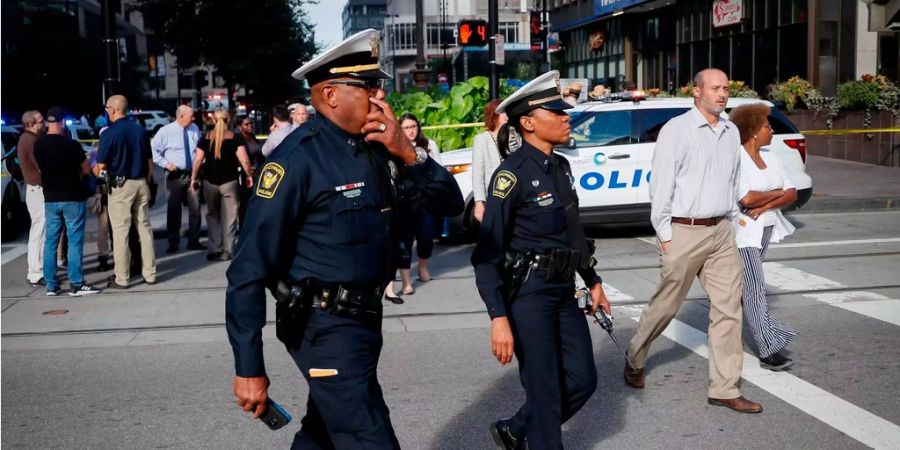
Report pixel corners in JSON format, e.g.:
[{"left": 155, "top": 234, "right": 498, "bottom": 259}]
[
  {"left": 225, "top": 114, "right": 463, "bottom": 377},
  {"left": 471, "top": 141, "right": 600, "bottom": 319}
]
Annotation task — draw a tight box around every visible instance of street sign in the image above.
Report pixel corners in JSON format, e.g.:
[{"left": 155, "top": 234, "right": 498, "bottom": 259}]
[
  {"left": 457, "top": 20, "right": 488, "bottom": 47},
  {"left": 494, "top": 34, "right": 505, "bottom": 65}
]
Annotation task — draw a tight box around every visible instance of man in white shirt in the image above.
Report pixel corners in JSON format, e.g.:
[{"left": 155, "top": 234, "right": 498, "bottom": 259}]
[
  {"left": 261, "top": 107, "right": 293, "bottom": 157},
  {"left": 151, "top": 105, "right": 204, "bottom": 254},
  {"left": 288, "top": 102, "right": 309, "bottom": 128},
  {"left": 624, "top": 68, "right": 762, "bottom": 414}
]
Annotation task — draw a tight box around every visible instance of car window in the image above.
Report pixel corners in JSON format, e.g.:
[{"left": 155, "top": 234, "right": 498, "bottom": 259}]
[
  {"left": 74, "top": 129, "right": 96, "bottom": 140},
  {"left": 569, "top": 110, "right": 634, "bottom": 147},
  {"left": 637, "top": 108, "right": 690, "bottom": 143},
  {"left": 1, "top": 132, "right": 19, "bottom": 152},
  {"left": 769, "top": 108, "right": 799, "bottom": 134},
  {"left": 136, "top": 113, "right": 152, "bottom": 121}
]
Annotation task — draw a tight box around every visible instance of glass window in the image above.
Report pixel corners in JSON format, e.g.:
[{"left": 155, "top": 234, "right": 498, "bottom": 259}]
[
  {"left": 637, "top": 108, "right": 690, "bottom": 143},
  {"left": 569, "top": 111, "right": 634, "bottom": 147},
  {"left": 711, "top": 38, "right": 730, "bottom": 72}
]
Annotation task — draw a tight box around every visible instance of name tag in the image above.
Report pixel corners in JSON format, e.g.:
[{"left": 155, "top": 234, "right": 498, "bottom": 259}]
[{"left": 335, "top": 182, "right": 365, "bottom": 192}]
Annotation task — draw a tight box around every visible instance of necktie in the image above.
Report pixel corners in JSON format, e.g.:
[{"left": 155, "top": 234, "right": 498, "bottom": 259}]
[
  {"left": 551, "top": 155, "right": 590, "bottom": 268},
  {"left": 183, "top": 128, "right": 192, "bottom": 169}
]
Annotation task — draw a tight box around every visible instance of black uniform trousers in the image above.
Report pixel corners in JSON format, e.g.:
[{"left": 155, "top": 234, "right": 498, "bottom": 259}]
[
  {"left": 506, "top": 275, "right": 597, "bottom": 449},
  {"left": 287, "top": 308, "right": 401, "bottom": 450}
]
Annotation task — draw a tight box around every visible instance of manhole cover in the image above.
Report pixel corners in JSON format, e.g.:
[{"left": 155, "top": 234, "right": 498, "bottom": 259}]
[{"left": 42, "top": 309, "right": 69, "bottom": 316}]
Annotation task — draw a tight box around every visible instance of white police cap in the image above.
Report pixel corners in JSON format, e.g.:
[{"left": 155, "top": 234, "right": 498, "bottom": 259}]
[
  {"left": 292, "top": 28, "right": 390, "bottom": 85},
  {"left": 496, "top": 70, "right": 572, "bottom": 118}
]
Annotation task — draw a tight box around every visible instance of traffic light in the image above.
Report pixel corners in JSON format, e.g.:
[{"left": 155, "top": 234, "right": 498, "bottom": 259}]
[{"left": 457, "top": 20, "right": 488, "bottom": 47}]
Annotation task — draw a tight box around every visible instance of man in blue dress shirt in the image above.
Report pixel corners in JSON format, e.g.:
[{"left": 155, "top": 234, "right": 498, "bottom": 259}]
[{"left": 150, "top": 105, "right": 204, "bottom": 254}]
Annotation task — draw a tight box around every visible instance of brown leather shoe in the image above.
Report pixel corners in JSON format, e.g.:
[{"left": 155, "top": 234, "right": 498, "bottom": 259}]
[
  {"left": 623, "top": 365, "right": 645, "bottom": 389},
  {"left": 707, "top": 396, "right": 763, "bottom": 413}
]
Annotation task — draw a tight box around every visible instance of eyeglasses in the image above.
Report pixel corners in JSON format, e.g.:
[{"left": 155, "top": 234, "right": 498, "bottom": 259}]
[{"left": 328, "top": 79, "right": 385, "bottom": 91}]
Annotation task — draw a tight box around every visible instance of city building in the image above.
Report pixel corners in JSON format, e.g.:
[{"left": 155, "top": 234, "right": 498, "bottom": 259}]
[
  {"left": 549, "top": 0, "right": 899, "bottom": 95},
  {"left": 382, "top": 0, "right": 535, "bottom": 91},
  {"left": 343, "top": 0, "right": 388, "bottom": 38}
]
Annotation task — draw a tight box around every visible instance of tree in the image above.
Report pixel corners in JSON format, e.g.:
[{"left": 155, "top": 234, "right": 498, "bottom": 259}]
[{"left": 138, "top": 0, "right": 320, "bottom": 110}]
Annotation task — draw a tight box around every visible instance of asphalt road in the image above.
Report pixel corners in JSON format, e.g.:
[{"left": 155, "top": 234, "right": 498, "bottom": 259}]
[{"left": 2, "top": 209, "right": 899, "bottom": 449}]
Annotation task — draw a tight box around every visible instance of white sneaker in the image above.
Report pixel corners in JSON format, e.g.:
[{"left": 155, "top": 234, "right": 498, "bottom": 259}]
[{"left": 70, "top": 284, "right": 101, "bottom": 296}]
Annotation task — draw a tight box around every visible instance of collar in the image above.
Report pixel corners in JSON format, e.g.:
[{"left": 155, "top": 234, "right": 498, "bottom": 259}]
[
  {"left": 689, "top": 106, "right": 730, "bottom": 130},
  {"left": 318, "top": 115, "right": 366, "bottom": 155},
  {"left": 520, "top": 141, "right": 553, "bottom": 173}
]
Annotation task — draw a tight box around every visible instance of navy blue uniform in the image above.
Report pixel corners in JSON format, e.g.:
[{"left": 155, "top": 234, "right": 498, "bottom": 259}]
[
  {"left": 226, "top": 115, "right": 463, "bottom": 449},
  {"left": 471, "top": 142, "right": 598, "bottom": 449}
]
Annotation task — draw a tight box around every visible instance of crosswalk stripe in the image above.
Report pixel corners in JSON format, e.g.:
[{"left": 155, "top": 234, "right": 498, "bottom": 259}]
[
  {"left": 769, "top": 237, "right": 900, "bottom": 249},
  {"left": 618, "top": 307, "right": 900, "bottom": 450},
  {"left": 1, "top": 243, "right": 28, "bottom": 266},
  {"left": 763, "top": 262, "right": 900, "bottom": 327}
]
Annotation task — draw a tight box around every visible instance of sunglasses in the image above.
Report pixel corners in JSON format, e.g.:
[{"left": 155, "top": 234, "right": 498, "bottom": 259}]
[{"left": 328, "top": 79, "right": 385, "bottom": 91}]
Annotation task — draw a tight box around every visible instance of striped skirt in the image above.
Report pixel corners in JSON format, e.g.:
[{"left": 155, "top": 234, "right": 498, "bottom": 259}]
[{"left": 738, "top": 226, "right": 798, "bottom": 358}]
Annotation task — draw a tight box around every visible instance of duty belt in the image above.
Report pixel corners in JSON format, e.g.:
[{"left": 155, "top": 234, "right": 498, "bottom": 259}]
[
  {"left": 506, "top": 248, "right": 582, "bottom": 283},
  {"left": 312, "top": 284, "right": 383, "bottom": 317}
]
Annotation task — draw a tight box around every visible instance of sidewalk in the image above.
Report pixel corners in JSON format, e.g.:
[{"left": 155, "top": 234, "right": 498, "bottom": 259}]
[{"left": 799, "top": 155, "right": 900, "bottom": 212}]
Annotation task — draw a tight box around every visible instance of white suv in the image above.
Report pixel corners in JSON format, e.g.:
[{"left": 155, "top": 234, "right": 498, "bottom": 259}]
[
  {"left": 441, "top": 97, "right": 812, "bottom": 237},
  {"left": 132, "top": 110, "right": 172, "bottom": 133}
]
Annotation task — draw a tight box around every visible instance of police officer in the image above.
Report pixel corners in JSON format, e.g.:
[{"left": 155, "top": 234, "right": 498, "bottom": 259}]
[
  {"left": 472, "top": 71, "right": 612, "bottom": 450},
  {"left": 225, "top": 29, "right": 463, "bottom": 449}
]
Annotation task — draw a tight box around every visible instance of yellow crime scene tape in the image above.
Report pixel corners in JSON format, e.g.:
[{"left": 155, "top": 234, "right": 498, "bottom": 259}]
[{"left": 75, "top": 126, "right": 897, "bottom": 145}]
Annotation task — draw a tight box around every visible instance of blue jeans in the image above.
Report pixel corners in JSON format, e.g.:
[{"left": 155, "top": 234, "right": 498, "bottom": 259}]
[{"left": 44, "top": 201, "right": 86, "bottom": 290}]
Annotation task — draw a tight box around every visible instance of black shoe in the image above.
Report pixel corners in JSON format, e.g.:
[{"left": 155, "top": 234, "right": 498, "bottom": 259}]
[
  {"left": 106, "top": 275, "right": 129, "bottom": 290},
  {"left": 29, "top": 278, "right": 46, "bottom": 287},
  {"left": 490, "top": 418, "right": 524, "bottom": 450},
  {"left": 384, "top": 293, "right": 404, "bottom": 305},
  {"left": 186, "top": 242, "right": 206, "bottom": 251},
  {"left": 759, "top": 353, "right": 794, "bottom": 371},
  {"left": 70, "top": 284, "right": 102, "bottom": 296},
  {"left": 166, "top": 244, "right": 179, "bottom": 254},
  {"left": 206, "top": 252, "right": 222, "bottom": 261}
]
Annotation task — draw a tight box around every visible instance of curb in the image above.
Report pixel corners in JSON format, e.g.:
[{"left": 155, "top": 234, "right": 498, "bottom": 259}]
[{"left": 793, "top": 196, "right": 900, "bottom": 213}]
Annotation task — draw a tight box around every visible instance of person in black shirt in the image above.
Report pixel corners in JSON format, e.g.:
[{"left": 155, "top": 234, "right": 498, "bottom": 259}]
[
  {"left": 225, "top": 30, "right": 463, "bottom": 449},
  {"left": 190, "top": 108, "right": 253, "bottom": 261},
  {"left": 235, "top": 115, "right": 262, "bottom": 228},
  {"left": 33, "top": 106, "right": 101, "bottom": 296},
  {"left": 471, "top": 71, "right": 611, "bottom": 449}
]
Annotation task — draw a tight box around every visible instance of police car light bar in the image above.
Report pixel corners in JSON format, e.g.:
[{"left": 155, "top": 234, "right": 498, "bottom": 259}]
[{"left": 590, "top": 90, "right": 646, "bottom": 103}]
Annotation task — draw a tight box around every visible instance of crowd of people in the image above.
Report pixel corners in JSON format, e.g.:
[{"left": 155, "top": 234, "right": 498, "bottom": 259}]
[{"left": 15, "top": 26, "right": 798, "bottom": 448}]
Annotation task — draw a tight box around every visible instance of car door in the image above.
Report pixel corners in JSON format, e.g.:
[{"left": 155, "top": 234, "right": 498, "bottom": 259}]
[
  {"left": 635, "top": 106, "right": 691, "bottom": 204},
  {"left": 556, "top": 107, "right": 640, "bottom": 208}
]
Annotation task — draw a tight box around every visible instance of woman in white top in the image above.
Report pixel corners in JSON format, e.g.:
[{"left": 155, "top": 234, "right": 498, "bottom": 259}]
[
  {"left": 471, "top": 98, "right": 507, "bottom": 222},
  {"left": 729, "top": 103, "right": 798, "bottom": 371},
  {"left": 383, "top": 114, "right": 441, "bottom": 303}
]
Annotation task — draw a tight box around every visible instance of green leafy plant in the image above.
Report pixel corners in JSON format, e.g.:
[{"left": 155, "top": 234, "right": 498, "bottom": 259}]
[
  {"left": 804, "top": 88, "right": 840, "bottom": 130},
  {"left": 768, "top": 76, "right": 815, "bottom": 113},
  {"left": 728, "top": 80, "right": 760, "bottom": 99},
  {"left": 387, "top": 77, "right": 519, "bottom": 151},
  {"left": 837, "top": 80, "right": 881, "bottom": 111}
]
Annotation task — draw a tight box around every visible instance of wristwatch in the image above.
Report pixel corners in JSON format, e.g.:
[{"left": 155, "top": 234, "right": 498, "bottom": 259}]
[{"left": 406, "top": 146, "right": 428, "bottom": 166}]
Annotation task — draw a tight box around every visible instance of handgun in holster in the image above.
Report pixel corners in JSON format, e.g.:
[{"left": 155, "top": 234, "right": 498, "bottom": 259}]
[
  {"left": 502, "top": 250, "right": 534, "bottom": 306},
  {"left": 272, "top": 279, "right": 314, "bottom": 350}
]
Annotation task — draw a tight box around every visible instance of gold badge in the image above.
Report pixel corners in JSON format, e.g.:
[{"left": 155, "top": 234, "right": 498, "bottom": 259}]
[
  {"left": 492, "top": 170, "right": 517, "bottom": 199},
  {"left": 256, "top": 163, "right": 285, "bottom": 199},
  {"left": 369, "top": 36, "right": 379, "bottom": 58}
]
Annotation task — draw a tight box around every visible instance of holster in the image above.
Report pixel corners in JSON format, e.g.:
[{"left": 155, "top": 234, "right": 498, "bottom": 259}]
[
  {"left": 501, "top": 250, "right": 533, "bottom": 305},
  {"left": 544, "top": 248, "right": 580, "bottom": 283},
  {"left": 273, "top": 279, "right": 314, "bottom": 350}
]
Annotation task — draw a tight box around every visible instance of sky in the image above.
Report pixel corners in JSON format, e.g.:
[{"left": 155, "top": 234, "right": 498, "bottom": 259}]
[{"left": 306, "top": 0, "right": 348, "bottom": 57}]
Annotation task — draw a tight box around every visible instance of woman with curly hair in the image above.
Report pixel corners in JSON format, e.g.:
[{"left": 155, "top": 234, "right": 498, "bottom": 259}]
[{"left": 728, "top": 102, "right": 798, "bottom": 371}]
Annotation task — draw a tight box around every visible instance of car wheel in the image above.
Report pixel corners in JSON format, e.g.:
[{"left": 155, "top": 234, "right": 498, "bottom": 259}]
[{"left": 1, "top": 182, "right": 29, "bottom": 242}]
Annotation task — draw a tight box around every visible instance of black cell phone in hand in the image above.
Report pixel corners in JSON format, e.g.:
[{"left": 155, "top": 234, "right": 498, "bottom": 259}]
[{"left": 259, "top": 398, "right": 292, "bottom": 430}]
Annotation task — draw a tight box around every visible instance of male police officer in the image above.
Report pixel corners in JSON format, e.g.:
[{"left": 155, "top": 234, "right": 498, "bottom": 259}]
[{"left": 225, "top": 29, "right": 463, "bottom": 449}]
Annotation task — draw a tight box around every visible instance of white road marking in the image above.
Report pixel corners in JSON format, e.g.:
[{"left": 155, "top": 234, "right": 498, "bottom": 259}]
[
  {"left": 769, "top": 238, "right": 900, "bottom": 249},
  {"left": 1, "top": 243, "right": 28, "bottom": 266},
  {"left": 763, "top": 262, "right": 900, "bottom": 327},
  {"left": 621, "top": 310, "right": 900, "bottom": 450}
]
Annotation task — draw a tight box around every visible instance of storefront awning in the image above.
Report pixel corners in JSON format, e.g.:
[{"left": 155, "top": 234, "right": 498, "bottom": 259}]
[{"left": 552, "top": 0, "right": 657, "bottom": 32}]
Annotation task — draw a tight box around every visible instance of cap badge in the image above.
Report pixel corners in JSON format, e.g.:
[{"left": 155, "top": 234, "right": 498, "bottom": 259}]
[{"left": 369, "top": 36, "right": 379, "bottom": 58}]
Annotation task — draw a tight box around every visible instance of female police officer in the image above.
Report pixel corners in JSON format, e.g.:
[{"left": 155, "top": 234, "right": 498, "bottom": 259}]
[{"left": 472, "top": 70, "right": 612, "bottom": 450}]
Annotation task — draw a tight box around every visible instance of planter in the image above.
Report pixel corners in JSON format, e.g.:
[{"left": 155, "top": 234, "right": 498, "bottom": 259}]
[{"left": 785, "top": 109, "right": 900, "bottom": 167}]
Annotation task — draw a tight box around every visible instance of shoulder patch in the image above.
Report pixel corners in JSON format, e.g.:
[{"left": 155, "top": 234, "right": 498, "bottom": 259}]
[
  {"left": 256, "top": 163, "right": 285, "bottom": 199},
  {"left": 492, "top": 170, "right": 517, "bottom": 199}
]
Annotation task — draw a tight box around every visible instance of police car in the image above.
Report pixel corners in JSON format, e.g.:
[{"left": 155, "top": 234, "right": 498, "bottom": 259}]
[
  {"left": 2, "top": 125, "right": 29, "bottom": 242},
  {"left": 133, "top": 110, "right": 172, "bottom": 133},
  {"left": 441, "top": 96, "right": 813, "bottom": 238}
]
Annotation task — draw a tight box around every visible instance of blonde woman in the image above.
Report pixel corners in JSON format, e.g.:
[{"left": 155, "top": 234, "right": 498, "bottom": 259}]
[{"left": 190, "top": 109, "right": 253, "bottom": 261}]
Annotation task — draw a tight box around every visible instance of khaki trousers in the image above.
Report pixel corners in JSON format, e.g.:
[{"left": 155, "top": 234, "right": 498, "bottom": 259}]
[
  {"left": 627, "top": 221, "right": 745, "bottom": 399},
  {"left": 25, "top": 184, "right": 45, "bottom": 283},
  {"left": 202, "top": 180, "right": 239, "bottom": 255},
  {"left": 108, "top": 179, "right": 157, "bottom": 285}
]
